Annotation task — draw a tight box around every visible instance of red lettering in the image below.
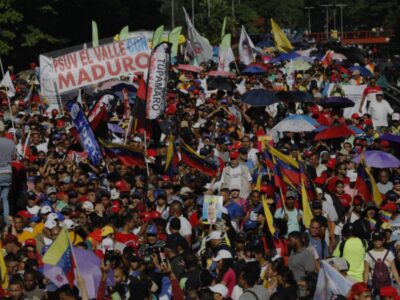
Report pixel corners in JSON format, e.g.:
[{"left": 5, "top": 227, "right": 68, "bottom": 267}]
[
  {"left": 119, "top": 41, "right": 126, "bottom": 56},
  {"left": 58, "top": 72, "right": 75, "bottom": 91},
  {"left": 106, "top": 59, "right": 121, "bottom": 76},
  {"left": 86, "top": 50, "right": 94, "bottom": 64},
  {"left": 77, "top": 68, "right": 92, "bottom": 86},
  {"left": 91, "top": 64, "right": 105, "bottom": 81},
  {"left": 68, "top": 53, "right": 78, "bottom": 69},
  {"left": 135, "top": 53, "right": 150, "bottom": 70},
  {"left": 53, "top": 58, "right": 61, "bottom": 72},
  {"left": 79, "top": 51, "right": 88, "bottom": 66},
  {"left": 121, "top": 57, "right": 135, "bottom": 72},
  {"left": 94, "top": 48, "right": 102, "bottom": 61},
  {"left": 106, "top": 45, "right": 115, "bottom": 59},
  {"left": 101, "top": 47, "right": 109, "bottom": 60}
]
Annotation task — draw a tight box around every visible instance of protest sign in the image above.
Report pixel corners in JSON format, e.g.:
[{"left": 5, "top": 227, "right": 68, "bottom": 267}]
[
  {"left": 202, "top": 195, "right": 223, "bottom": 224},
  {"left": 40, "top": 36, "right": 150, "bottom": 97},
  {"left": 327, "top": 84, "right": 367, "bottom": 117}
]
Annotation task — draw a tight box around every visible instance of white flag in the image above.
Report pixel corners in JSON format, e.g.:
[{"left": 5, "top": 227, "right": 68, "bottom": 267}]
[
  {"left": 239, "top": 26, "right": 255, "bottom": 65},
  {"left": 0, "top": 71, "right": 15, "bottom": 97},
  {"left": 218, "top": 34, "right": 235, "bottom": 71},
  {"left": 183, "top": 7, "right": 213, "bottom": 63}
]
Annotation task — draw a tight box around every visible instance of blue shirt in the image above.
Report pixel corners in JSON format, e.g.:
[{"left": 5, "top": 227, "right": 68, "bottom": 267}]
[{"left": 225, "top": 201, "right": 244, "bottom": 220}]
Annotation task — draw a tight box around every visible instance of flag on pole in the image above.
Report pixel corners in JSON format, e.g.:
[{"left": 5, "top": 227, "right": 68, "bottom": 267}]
[
  {"left": 262, "top": 198, "right": 276, "bottom": 236},
  {"left": 221, "top": 16, "right": 227, "bottom": 42},
  {"left": 321, "top": 50, "right": 333, "bottom": 67},
  {"left": 299, "top": 156, "right": 313, "bottom": 228},
  {"left": 183, "top": 7, "right": 213, "bottom": 63},
  {"left": 0, "top": 246, "right": 8, "bottom": 289},
  {"left": 43, "top": 227, "right": 76, "bottom": 288},
  {"left": 152, "top": 25, "right": 164, "bottom": 48},
  {"left": 270, "top": 18, "right": 293, "bottom": 53},
  {"left": 218, "top": 34, "right": 235, "bottom": 71},
  {"left": 239, "top": 26, "right": 255, "bottom": 65},
  {"left": 119, "top": 25, "right": 129, "bottom": 41},
  {"left": 91, "top": 21, "right": 99, "bottom": 47},
  {"left": 0, "top": 71, "right": 15, "bottom": 97},
  {"left": 168, "top": 26, "right": 182, "bottom": 56},
  {"left": 355, "top": 154, "right": 382, "bottom": 205}
]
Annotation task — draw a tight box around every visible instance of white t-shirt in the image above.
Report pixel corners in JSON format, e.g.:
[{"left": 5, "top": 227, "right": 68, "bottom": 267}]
[
  {"left": 166, "top": 215, "right": 192, "bottom": 237},
  {"left": 368, "top": 99, "right": 394, "bottom": 127},
  {"left": 365, "top": 249, "right": 394, "bottom": 275}
]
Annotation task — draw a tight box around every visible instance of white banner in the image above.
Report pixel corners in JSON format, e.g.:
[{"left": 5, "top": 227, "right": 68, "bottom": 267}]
[
  {"left": 146, "top": 42, "right": 171, "bottom": 119},
  {"left": 239, "top": 26, "right": 255, "bottom": 65},
  {"left": 40, "top": 36, "right": 150, "bottom": 95},
  {"left": 327, "top": 84, "right": 367, "bottom": 118}
]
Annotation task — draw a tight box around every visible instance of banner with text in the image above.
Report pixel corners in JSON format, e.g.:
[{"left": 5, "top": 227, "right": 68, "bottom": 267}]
[
  {"left": 145, "top": 42, "right": 171, "bottom": 119},
  {"left": 327, "top": 84, "right": 367, "bottom": 118},
  {"left": 40, "top": 36, "right": 150, "bottom": 96}
]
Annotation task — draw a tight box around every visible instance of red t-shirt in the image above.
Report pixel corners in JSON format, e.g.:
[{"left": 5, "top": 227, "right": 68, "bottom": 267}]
[{"left": 327, "top": 176, "right": 350, "bottom": 194}]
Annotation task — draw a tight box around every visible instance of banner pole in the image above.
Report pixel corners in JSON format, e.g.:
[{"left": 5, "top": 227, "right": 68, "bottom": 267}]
[
  {"left": 144, "top": 130, "right": 150, "bottom": 176},
  {"left": 52, "top": 81, "right": 65, "bottom": 116}
]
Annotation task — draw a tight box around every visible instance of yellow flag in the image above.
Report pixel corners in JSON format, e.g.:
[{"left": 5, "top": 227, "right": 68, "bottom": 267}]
[
  {"left": 0, "top": 246, "right": 8, "bottom": 289},
  {"left": 254, "top": 168, "right": 262, "bottom": 191},
  {"left": 364, "top": 161, "right": 383, "bottom": 206},
  {"left": 270, "top": 18, "right": 293, "bottom": 53},
  {"left": 262, "top": 197, "right": 276, "bottom": 235},
  {"left": 298, "top": 155, "right": 312, "bottom": 228},
  {"left": 266, "top": 144, "right": 299, "bottom": 168}
]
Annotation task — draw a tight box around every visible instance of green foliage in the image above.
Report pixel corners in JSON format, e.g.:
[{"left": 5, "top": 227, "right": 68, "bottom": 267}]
[{"left": 0, "top": 0, "right": 23, "bottom": 56}]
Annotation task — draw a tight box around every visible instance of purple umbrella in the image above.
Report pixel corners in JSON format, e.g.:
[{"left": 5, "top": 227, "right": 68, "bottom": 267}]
[
  {"left": 378, "top": 134, "right": 400, "bottom": 144},
  {"left": 353, "top": 150, "right": 400, "bottom": 168},
  {"left": 44, "top": 247, "right": 113, "bottom": 299},
  {"left": 321, "top": 97, "right": 355, "bottom": 108}
]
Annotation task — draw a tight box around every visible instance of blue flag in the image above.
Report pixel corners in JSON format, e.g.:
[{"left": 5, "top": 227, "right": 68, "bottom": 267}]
[{"left": 67, "top": 101, "right": 103, "bottom": 165}]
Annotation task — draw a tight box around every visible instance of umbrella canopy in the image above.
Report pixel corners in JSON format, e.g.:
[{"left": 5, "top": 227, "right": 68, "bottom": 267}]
[
  {"left": 276, "top": 91, "right": 314, "bottom": 103},
  {"left": 272, "top": 115, "right": 318, "bottom": 132},
  {"left": 314, "top": 125, "right": 355, "bottom": 140},
  {"left": 241, "top": 66, "right": 266, "bottom": 75},
  {"left": 241, "top": 89, "right": 280, "bottom": 106},
  {"left": 207, "top": 76, "right": 236, "bottom": 91},
  {"left": 285, "top": 60, "right": 311, "bottom": 71},
  {"left": 320, "top": 97, "right": 355, "bottom": 108},
  {"left": 278, "top": 51, "right": 300, "bottom": 61},
  {"left": 353, "top": 150, "right": 400, "bottom": 168},
  {"left": 332, "top": 52, "right": 347, "bottom": 61},
  {"left": 293, "top": 55, "right": 314, "bottom": 63},
  {"left": 177, "top": 64, "right": 203, "bottom": 73},
  {"left": 208, "top": 70, "right": 234, "bottom": 78},
  {"left": 348, "top": 66, "right": 373, "bottom": 77},
  {"left": 348, "top": 125, "right": 363, "bottom": 135},
  {"left": 378, "top": 134, "right": 400, "bottom": 144}
]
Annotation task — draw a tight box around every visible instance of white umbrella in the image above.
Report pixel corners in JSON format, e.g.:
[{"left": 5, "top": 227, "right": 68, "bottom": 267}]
[
  {"left": 332, "top": 52, "right": 347, "bottom": 61},
  {"left": 272, "top": 115, "right": 317, "bottom": 132}
]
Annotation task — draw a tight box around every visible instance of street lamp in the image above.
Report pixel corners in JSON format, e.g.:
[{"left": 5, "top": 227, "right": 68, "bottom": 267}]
[
  {"left": 321, "top": 4, "right": 334, "bottom": 39},
  {"left": 304, "top": 6, "right": 314, "bottom": 33},
  {"left": 336, "top": 4, "right": 348, "bottom": 39}
]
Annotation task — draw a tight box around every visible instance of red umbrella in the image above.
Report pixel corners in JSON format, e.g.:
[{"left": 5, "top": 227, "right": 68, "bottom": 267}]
[
  {"left": 314, "top": 125, "right": 355, "bottom": 140},
  {"left": 177, "top": 64, "right": 203, "bottom": 73},
  {"left": 208, "top": 70, "right": 235, "bottom": 78}
]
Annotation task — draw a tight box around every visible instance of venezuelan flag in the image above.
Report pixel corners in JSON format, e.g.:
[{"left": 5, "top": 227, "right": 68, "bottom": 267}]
[
  {"left": 43, "top": 227, "right": 75, "bottom": 288},
  {"left": 179, "top": 142, "right": 218, "bottom": 177},
  {"left": 165, "top": 135, "right": 179, "bottom": 177},
  {"left": 102, "top": 141, "right": 145, "bottom": 167},
  {"left": 355, "top": 155, "right": 382, "bottom": 205}
]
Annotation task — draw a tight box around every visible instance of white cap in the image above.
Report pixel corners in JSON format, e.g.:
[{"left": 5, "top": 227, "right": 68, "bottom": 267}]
[
  {"left": 212, "top": 249, "right": 233, "bottom": 262},
  {"left": 27, "top": 205, "right": 40, "bottom": 215},
  {"left": 376, "top": 91, "right": 384, "bottom": 96},
  {"left": 110, "top": 189, "right": 120, "bottom": 200},
  {"left": 101, "top": 237, "right": 115, "bottom": 252},
  {"left": 46, "top": 187, "right": 57, "bottom": 195},
  {"left": 209, "top": 284, "right": 228, "bottom": 298},
  {"left": 316, "top": 188, "right": 323, "bottom": 194},
  {"left": 206, "top": 230, "right": 223, "bottom": 241},
  {"left": 193, "top": 122, "right": 201, "bottom": 129},
  {"left": 133, "top": 136, "right": 142, "bottom": 143},
  {"left": 63, "top": 219, "right": 76, "bottom": 230},
  {"left": 82, "top": 201, "right": 94, "bottom": 211},
  {"left": 40, "top": 206, "right": 52, "bottom": 215},
  {"left": 45, "top": 219, "right": 58, "bottom": 229},
  {"left": 392, "top": 112, "right": 400, "bottom": 121},
  {"left": 47, "top": 212, "right": 59, "bottom": 221}
]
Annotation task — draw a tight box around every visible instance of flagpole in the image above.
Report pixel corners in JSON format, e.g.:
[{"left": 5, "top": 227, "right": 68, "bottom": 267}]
[
  {"left": 0, "top": 58, "right": 16, "bottom": 139},
  {"left": 23, "top": 129, "right": 31, "bottom": 159},
  {"left": 124, "top": 116, "right": 133, "bottom": 144},
  {"left": 144, "top": 130, "right": 150, "bottom": 176},
  {"left": 52, "top": 81, "right": 65, "bottom": 116},
  {"left": 64, "top": 225, "right": 81, "bottom": 277}
]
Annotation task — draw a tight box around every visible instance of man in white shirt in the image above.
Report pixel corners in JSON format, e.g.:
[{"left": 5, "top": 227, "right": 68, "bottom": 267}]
[
  {"left": 368, "top": 91, "right": 394, "bottom": 131},
  {"left": 166, "top": 200, "right": 192, "bottom": 245}
]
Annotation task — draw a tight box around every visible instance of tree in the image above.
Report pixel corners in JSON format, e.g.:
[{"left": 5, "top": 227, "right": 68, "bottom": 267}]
[{"left": 0, "top": 0, "right": 23, "bottom": 56}]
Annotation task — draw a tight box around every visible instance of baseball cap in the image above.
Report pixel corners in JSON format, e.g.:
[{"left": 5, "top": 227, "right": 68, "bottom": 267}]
[
  {"left": 286, "top": 190, "right": 298, "bottom": 199},
  {"left": 380, "top": 286, "right": 399, "bottom": 299},
  {"left": 376, "top": 91, "right": 384, "bottom": 96},
  {"left": 81, "top": 201, "right": 94, "bottom": 211},
  {"left": 133, "top": 136, "right": 142, "bottom": 143},
  {"left": 209, "top": 284, "right": 228, "bottom": 298},
  {"left": 63, "top": 219, "right": 76, "bottom": 230},
  {"left": 372, "top": 231, "right": 385, "bottom": 241},
  {"left": 206, "top": 231, "right": 223, "bottom": 241},
  {"left": 392, "top": 112, "right": 400, "bottom": 121},
  {"left": 101, "top": 225, "right": 115, "bottom": 237},
  {"left": 111, "top": 200, "right": 121, "bottom": 213},
  {"left": 24, "top": 239, "right": 37, "bottom": 248},
  {"left": 380, "top": 140, "right": 390, "bottom": 148},
  {"left": 212, "top": 250, "right": 233, "bottom": 262},
  {"left": 40, "top": 205, "right": 52, "bottom": 215},
  {"left": 45, "top": 219, "right": 58, "bottom": 230},
  {"left": 17, "top": 210, "right": 33, "bottom": 219},
  {"left": 47, "top": 212, "right": 59, "bottom": 221},
  {"left": 351, "top": 113, "right": 360, "bottom": 119},
  {"left": 230, "top": 151, "right": 239, "bottom": 160},
  {"left": 46, "top": 187, "right": 57, "bottom": 195}
]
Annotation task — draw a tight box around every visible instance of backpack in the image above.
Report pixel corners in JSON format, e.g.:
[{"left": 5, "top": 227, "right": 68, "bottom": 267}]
[{"left": 367, "top": 250, "right": 391, "bottom": 289}]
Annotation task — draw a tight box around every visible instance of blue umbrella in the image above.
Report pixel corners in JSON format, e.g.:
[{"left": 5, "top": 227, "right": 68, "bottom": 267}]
[
  {"left": 241, "top": 66, "right": 266, "bottom": 75},
  {"left": 275, "top": 91, "right": 314, "bottom": 102},
  {"left": 378, "top": 134, "right": 400, "bottom": 144},
  {"left": 348, "top": 66, "right": 373, "bottom": 77},
  {"left": 321, "top": 97, "right": 355, "bottom": 108},
  {"left": 241, "top": 89, "right": 280, "bottom": 106},
  {"left": 278, "top": 51, "right": 300, "bottom": 61},
  {"left": 348, "top": 125, "right": 363, "bottom": 135}
]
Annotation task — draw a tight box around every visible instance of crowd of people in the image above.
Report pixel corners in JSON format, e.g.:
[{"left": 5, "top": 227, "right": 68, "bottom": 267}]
[{"left": 0, "top": 38, "right": 400, "bottom": 300}]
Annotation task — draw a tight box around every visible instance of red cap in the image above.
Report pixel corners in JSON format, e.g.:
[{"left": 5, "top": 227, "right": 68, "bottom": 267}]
[
  {"left": 381, "top": 203, "right": 397, "bottom": 212},
  {"left": 380, "top": 286, "right": 399, "bottom": 299},
  {"left": 162, "top": 175, "right": 169, "bottom": 182},
  {"left": 78, "top": 196, "right": 89, "bottom": 203},
  {"left": 351, "top": 113, "right": 360, "bottom": 119},
  {"left": 115, "top": 180, "right": 129, "bottom": 192},
  {"left": 18, "top": 99, "right": 25, "bottom": 107},
  {"left": 24, "top": 239, "right": 37, "bottom": 248},
  {"left": 17, "top": 210, "right": 32, "bottom": 219},
  {"left": 314, "top": 177, "right": 325, "bottom": 185},
  {"left": 51, "top": 109, "right": 59, "bottom": 117},
  {"left": 111, "top": 200, "right": 121, "bottom": 213},
  {"left": 230, "top": 151, "right": 239, "bottom": 160},
  {"left": 260, "top": 185, "right": 274, "bottom": 196},
  {"left": 348, "top": 283, "right": 370, "bottom": 300},
  {"left": 327, "top": 158, "right": 337, "bottom": 169},
  {"left": 311, "top": 106, "right": 320, "bottom": 115},
  {"left": 380, "top": 140, "right": 390, "bottom": 148}
]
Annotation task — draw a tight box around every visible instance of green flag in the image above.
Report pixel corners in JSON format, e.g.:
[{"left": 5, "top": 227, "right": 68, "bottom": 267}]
[
  {"left": 152, "top": 25, "right": 164, "bottom": 48},
  {"left": 119, "top": 26, "right": 129, "bottom": 41},
  {"left": 221, "top": 17, "right": 227, "bottom": 42},
  {"left": 168, "top": 26, "right": 182, "bottom": 56},
  {"left": 92, "top": 20, "right": 99, "bottom": 47}
]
